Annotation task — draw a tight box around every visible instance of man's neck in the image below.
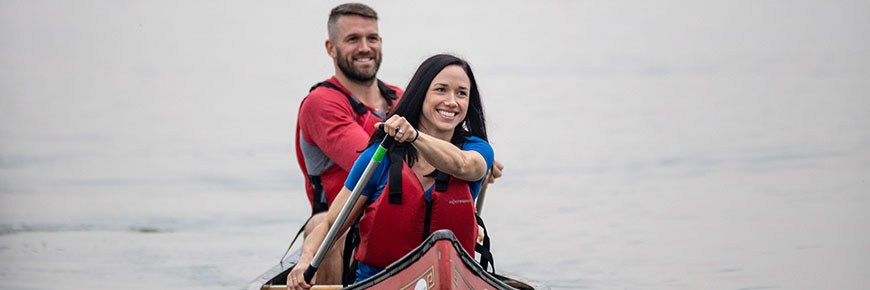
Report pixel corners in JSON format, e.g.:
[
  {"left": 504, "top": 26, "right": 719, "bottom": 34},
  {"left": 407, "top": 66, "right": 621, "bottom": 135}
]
[{"left": 334, "top": 73, "right": 386, "bottom": 111}]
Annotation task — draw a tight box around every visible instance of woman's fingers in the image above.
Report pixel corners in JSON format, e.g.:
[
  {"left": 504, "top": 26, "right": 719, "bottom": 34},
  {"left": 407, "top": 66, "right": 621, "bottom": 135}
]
[{"left": 384, "top": 116, "right": 413, "bottom": 143}]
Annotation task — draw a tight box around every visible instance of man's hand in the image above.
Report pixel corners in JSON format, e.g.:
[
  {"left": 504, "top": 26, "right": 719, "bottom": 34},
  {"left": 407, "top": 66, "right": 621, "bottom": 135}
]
[{"left": 287, "top": 260, "right": 312, "bottom": 290}]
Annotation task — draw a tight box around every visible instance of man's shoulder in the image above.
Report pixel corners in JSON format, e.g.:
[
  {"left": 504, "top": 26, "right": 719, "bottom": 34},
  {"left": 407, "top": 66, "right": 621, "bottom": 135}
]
[
  {"left": 307, "top": 78, "right": 349, "bottom": 99},
  {"left": 303, "top": 78, "right": 354, "bottom": 109},
  {"left": 303, "top": 77, "right": 403, "bottom": 106}
]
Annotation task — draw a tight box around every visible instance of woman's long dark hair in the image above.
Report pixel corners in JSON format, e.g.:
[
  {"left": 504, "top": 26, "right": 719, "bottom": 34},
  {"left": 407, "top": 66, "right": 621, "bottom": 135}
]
[{"left": 366, "top": 54, "right": 487, "bottom": 167}]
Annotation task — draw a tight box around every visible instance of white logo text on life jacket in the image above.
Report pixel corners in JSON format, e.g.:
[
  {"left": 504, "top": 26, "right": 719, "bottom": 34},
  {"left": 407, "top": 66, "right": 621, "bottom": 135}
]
[{"left": 449, "top": 199, "right": 472, "bottom": 205}]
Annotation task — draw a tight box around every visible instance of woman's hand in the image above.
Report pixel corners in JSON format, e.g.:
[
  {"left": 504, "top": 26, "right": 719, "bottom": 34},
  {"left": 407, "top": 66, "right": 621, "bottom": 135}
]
[
  {"left": 378, "top": 115, "right": 418, "bottom": 143},
  {"left": 286, "top": 257, "right": 312, "bottom": 290},
  {"left": 485, "top": 160, "right": 504, "bottom": 184}
]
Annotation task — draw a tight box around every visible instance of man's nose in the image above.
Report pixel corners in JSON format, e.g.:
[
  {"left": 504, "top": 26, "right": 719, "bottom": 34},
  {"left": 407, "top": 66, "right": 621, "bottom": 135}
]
[{"left": 357, "top": 40, "right": 371, "bottom": 53}]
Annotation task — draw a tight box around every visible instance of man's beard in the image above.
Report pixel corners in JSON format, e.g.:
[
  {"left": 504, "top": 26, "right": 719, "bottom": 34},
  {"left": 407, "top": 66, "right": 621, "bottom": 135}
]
[{"left": 336, "top": 50, "right": 381, "bottom": 83}]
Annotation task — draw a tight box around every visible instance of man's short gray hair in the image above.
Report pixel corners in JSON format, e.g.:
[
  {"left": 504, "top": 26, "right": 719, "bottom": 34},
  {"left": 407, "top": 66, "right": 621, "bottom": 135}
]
[{"left": 328, "top": 3, "right": 379, "bottom": 41}]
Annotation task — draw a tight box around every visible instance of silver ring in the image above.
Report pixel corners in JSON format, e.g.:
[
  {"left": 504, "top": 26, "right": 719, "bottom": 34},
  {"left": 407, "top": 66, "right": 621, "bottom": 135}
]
[{"left": 397, "top": 129, "right": 404, "bottom": 134}]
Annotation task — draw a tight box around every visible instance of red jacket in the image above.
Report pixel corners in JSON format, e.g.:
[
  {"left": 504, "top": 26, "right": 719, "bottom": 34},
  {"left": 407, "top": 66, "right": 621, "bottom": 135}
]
[
  {"left": 295, "top": 77, "right": 401, "bottom": 210},
  {"left": 354, "top": 161, "right": 478, "bottom": 269}
]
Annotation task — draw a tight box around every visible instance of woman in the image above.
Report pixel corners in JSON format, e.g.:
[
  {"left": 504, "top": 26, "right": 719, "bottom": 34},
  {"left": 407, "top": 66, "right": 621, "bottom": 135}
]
[{"left": 288, "top": 54, "right": 494, "bottom": 289}]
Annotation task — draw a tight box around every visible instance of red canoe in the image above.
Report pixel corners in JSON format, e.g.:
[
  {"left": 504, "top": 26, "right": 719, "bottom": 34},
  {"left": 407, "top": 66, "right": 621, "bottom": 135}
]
[{"left": 248, "top": 230, "right": 535, "bottom": 290}]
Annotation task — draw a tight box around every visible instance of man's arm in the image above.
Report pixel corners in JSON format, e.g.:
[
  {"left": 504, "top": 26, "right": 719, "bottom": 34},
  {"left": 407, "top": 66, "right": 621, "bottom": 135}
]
[{"left": 299, "top": 91, "right": 372, "bottom": 171}]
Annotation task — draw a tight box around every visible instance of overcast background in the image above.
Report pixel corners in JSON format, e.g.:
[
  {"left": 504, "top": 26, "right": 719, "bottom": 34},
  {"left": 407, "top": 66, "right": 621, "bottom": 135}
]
[{"left": 2, "top": 1, "right": 868, "bottom": 289}]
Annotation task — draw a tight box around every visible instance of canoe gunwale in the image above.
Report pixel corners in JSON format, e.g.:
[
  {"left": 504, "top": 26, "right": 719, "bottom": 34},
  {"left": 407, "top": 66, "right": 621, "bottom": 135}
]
[{"left": 344, "top": 229, "right": 518, "bottom": 290}]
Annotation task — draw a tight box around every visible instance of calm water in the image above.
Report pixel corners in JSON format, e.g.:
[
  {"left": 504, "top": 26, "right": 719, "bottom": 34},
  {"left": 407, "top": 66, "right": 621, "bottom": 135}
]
[{"left": 2, "top": 1, "right": 868, "bottom": 289}]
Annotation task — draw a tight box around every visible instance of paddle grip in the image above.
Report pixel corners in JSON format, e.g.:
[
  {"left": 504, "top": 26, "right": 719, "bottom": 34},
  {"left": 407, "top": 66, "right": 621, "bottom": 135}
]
[
  {"left": 303, "top": 265, "right": 317, "bottom": 284},
  {"left": 377, "top": 123, "right": 396, "bottom": 148}
]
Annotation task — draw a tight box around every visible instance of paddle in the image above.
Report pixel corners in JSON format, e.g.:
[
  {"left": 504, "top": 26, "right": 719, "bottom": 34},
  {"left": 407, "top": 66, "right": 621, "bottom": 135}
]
[
  {"left": 303, "top": 125, "right": 395, "bottom": 284},
  {"left": 476, "top": 178, "right": 489, "bottom": 214}
]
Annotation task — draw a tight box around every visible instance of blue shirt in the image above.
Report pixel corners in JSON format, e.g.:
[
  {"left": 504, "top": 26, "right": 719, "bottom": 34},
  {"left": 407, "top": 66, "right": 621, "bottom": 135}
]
[
  {"left": 343, "top": 136, "right": 494, "bottom": 203},
  {"left": 342, "top": 135, "right": 494, "bottom": 282}
]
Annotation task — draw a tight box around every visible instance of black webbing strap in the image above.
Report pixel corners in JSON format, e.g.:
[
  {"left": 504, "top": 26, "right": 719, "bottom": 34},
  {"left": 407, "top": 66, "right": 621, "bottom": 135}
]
[
  {"left": 432, "top": 134, "right": 466, "bottom": 193},
  {"left": 309, "top": 175, "right": 328, "bottom": 214},
  {"left": 309, "top": 80, "right": 399, "bottom": 117},
  {"left": 387, "top": 146, "right": 405, "bottom": 204},
  {"left": 341, "top": 217, "right": 361, "bottom": 286},
  {"left": 377, "top": 80, "right": 399, "bottom": 101},
  {"left": 422, "top": 198, "right": 433, "bottom": 242},
  {"left": 434, "top": 171, "right": 450, "bottom": 192},
  {"left": 310, "top": 82, "right": 368, "bottom": 116},
  {"left": 474, "top": 213, "right": 495, "bottom": 272}
]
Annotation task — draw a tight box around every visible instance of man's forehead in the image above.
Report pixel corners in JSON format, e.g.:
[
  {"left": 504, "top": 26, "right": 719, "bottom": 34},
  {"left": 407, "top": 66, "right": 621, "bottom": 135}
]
[{"left": 336, "top": 15, "right": 379, "bottom": 35}]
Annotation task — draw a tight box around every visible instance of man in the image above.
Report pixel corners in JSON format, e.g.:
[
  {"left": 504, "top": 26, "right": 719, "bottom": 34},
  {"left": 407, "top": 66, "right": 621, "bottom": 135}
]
[
  {"left": 296, "top": 3, "right": 397, "bottom": 219},
  {"left": 294, "top": 3, "right": 399, "bottom": 285},
  {"left": 293, "top": 3, "right": 503, "bottom": 286}
]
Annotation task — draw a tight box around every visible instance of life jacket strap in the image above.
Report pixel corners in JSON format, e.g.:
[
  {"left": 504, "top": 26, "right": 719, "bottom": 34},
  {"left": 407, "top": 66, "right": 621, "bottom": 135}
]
[
  {"left": 387, "top": 146, "right": 404, "bottom": 204},
  {"left": 309, "top": 80, "right": 398, "bottom": 118},
  {"left": 310, "top": 81, "right": 369, "bottom": 116},
  {"left": 434, "top": 171, "right": 450, "bottom": 192},
  {"left": 342, "top": 217, "right": 362, "bottom": 286},
  {"left": 309, "top": 175, "right": 328, "bottom": 214},
  {"left": 474, "top": 213, "right": 496, "bottom": 273}
]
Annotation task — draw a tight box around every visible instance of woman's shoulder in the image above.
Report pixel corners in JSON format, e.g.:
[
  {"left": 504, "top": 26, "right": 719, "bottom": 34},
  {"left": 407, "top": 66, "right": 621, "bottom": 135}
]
[
  {"left": 462, "top": 136, "right": 490, "bottom": 148},
  {"left": 461, "top": 136, "right": 493, "bottom": 161}
]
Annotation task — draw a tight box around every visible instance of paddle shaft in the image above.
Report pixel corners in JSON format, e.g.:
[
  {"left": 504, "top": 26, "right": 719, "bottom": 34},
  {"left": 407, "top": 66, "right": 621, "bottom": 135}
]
[
  {"left": 303, "top": 134, "right": 393, "bottom": 284},
  {"left": 475, "top": 172, "right": 491, "bottom": 214}
]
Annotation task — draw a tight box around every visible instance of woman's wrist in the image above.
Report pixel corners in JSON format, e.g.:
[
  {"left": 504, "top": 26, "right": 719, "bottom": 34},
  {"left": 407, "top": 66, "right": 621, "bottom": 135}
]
[{"left": 410, "top": 127, "right": 420, "bottom": 143}]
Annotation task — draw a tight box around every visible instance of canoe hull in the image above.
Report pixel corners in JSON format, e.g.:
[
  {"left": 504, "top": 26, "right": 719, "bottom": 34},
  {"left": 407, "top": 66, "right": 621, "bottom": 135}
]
[
  {"left": 347, "top": 230, "right": 507, "bottom": 290},
  {"left": 247, "top": 230, "right": 535, "bottom": 290}
]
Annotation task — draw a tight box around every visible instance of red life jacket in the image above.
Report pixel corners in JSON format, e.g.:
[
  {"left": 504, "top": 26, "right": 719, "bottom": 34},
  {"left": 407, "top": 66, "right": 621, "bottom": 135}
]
[
  {"left": 295, "top": 78, "right": 398, "bottom": 213},
  {"left": 354, "top": 160, "right": 478, "bottom": 269}
]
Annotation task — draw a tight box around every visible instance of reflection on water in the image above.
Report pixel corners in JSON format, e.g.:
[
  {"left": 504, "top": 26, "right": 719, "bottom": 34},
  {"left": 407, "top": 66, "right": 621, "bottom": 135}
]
[{"left": 2, "top": 1, "right": 869, "bottom": 289}]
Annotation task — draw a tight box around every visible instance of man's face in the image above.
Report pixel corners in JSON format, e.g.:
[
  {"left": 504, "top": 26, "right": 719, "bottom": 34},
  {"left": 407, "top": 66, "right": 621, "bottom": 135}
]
[{"left": 331, "top": 15, "right": 382, "bottom": 83}]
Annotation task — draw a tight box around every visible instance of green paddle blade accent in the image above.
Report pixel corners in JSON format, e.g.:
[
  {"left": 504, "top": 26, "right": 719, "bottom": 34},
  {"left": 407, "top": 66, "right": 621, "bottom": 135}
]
[{"left": 373, "top": 145, "right": 388, "bottom": 162}]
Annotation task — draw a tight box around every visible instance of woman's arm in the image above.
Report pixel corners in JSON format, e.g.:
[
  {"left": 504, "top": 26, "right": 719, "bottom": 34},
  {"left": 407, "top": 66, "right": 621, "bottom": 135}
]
[
  {"left": 380, "top": 116, "right": 489, "bottom": 182},
  {"left": 411, "top": 131, "right": 488, "bottom": 181},
  {"left": 287, "top": 186, "right": 369, "bottom": 290}
]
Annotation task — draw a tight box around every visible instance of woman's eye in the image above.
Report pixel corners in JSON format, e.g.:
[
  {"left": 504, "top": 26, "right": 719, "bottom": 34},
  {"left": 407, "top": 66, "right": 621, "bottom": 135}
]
[{"left": 434, "top": 87, "right": 446, "bottom": 92}]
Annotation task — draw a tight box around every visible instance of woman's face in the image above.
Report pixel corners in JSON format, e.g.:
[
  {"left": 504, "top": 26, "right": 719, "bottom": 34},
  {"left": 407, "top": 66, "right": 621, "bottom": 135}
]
[{"left": 419, "top": 65, "right": 471, "bottom": 137}]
